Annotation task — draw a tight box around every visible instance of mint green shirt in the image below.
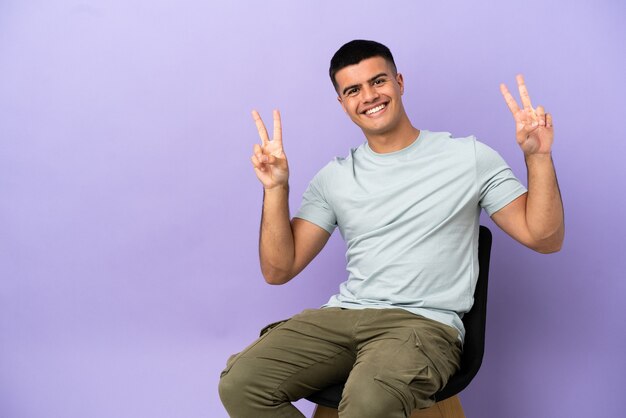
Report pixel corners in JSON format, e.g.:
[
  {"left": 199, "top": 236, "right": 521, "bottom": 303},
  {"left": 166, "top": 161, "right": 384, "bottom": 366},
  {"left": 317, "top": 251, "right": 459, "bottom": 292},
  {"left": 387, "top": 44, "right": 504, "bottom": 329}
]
[{"left": 295, "top": 130, "right": 527, "bottom": 341}]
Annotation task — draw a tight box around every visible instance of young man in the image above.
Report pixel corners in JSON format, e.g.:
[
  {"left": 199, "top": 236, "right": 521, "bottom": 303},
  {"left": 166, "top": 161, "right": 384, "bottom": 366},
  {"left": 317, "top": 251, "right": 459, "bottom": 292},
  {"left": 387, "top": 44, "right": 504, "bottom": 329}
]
[{"left": 219, "top": 40, "right": 564, "bottom": 418}]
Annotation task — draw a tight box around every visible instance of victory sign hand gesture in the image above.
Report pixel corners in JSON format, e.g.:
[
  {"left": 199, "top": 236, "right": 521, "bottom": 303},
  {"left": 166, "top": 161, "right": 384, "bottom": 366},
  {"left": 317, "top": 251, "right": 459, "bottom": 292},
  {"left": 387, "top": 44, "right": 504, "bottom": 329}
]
[
  {"left": 250, "top": 110, "right": 289, "bottom": 189},
  {"left": 500, "top": 75, "right": 554, "bottom": 155}
]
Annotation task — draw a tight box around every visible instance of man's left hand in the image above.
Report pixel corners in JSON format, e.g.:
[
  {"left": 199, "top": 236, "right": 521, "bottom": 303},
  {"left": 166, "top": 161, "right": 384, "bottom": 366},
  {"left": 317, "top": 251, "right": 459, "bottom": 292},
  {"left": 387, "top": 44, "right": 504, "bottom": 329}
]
[{"left": 500, "top": 74, "right": 554, "bottom": 155}]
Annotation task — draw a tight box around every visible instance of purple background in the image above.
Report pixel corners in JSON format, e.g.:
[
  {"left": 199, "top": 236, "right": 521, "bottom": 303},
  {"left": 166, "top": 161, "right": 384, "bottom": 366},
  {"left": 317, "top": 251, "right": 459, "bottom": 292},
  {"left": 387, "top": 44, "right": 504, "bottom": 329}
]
[{"left": 1, "top": 1, "right": 625, "bottom": 417}]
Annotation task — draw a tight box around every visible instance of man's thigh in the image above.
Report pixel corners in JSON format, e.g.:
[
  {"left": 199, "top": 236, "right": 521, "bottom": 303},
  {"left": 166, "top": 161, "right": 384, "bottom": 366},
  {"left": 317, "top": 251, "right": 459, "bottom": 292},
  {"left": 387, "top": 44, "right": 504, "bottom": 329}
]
[{"left": 220, "top": 308, "right": 356, "bottom": 402}]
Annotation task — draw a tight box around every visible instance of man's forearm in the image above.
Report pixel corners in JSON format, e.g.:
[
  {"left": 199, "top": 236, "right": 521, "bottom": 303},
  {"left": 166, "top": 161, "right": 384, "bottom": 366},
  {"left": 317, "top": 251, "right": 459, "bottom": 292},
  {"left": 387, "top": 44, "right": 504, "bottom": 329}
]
[
  {"left": 525, "top": 153, "right": 565, "bottom": 249},
  {"left": 259, "top": 185, "right": 295, "bottom": 284}
]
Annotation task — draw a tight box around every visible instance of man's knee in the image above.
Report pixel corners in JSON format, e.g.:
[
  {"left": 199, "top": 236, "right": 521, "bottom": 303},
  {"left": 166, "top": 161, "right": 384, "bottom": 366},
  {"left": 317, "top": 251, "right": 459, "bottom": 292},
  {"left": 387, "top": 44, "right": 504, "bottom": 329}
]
[
  {"left": 219, "top": 356, "right": 265, "bottom": 411},
  {"left": 339, "top": 375, "right": 414, "bottom": 418},
  {"left": 220, "top": 353, "right": 293, "bottom": 408},
  {"left": 218, "top": 357, "right": 244, "bottom": 410}
]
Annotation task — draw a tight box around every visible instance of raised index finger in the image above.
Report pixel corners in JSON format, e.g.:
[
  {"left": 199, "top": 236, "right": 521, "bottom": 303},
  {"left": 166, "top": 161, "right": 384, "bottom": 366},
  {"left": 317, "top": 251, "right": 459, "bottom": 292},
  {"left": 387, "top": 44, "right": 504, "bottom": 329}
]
[
  {"left": 500, "top": 83, "right": 520, "bottom": 115},
  {"left": 273, "top": 109, "right": 282, "bottom": 146},
  {"left": 251, "top": 110, "right": 270, "bottom": 146}
]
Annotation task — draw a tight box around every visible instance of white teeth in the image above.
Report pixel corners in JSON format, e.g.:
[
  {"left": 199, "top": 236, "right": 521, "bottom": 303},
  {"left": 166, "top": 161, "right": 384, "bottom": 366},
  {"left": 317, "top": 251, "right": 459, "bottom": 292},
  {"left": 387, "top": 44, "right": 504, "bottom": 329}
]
[{"left": 365, "top": 104, "right": 386, "bottom": 115}]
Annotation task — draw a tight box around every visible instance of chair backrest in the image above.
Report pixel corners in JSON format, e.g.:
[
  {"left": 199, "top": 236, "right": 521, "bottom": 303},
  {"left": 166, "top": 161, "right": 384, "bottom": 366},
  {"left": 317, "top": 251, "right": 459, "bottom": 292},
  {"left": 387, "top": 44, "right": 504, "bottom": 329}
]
[
  {"left": 306, "top": 225, "right": 493, "bottom": 408},
  {"left": 433, "top": 225, "right": 492, "bottom": 401}
]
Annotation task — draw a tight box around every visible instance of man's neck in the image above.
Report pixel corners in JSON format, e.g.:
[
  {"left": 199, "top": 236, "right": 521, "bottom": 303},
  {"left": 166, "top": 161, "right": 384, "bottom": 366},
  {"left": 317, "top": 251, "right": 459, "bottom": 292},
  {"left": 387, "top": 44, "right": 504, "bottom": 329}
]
[{"left": 365, "top": 120, "right": 421, "bottom": 154}]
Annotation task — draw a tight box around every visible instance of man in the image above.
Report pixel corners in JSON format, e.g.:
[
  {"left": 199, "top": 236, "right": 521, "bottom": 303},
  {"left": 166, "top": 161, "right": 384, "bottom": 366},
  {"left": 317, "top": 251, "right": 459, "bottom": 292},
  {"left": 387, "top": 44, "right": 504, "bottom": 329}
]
[{"left": 219, "top": 40, "right": 564, "bottom": 418}]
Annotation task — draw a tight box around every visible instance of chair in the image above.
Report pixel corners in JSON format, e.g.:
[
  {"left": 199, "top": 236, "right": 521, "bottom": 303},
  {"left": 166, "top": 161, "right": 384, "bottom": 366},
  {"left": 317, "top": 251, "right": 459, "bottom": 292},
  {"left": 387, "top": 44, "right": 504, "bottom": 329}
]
[{"left": 309, "top": 225, "right": 492, "bottom": 418}]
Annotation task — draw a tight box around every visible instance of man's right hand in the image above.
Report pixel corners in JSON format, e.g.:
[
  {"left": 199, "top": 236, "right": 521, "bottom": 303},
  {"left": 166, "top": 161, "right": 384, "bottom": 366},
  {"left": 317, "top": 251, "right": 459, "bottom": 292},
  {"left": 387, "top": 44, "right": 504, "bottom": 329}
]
[{"left": 250, "top": 110, "right": 289, "bottom": 189}]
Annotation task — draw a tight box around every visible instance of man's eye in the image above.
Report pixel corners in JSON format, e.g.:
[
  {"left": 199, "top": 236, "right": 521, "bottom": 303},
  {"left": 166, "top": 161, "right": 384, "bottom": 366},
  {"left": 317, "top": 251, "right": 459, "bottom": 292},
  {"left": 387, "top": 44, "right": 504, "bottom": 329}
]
[
  {"left": 374, "top": 78, "right": 386, "bottom": 85},
  {"left": 347, "top": 88, "right": 359, "bottom": 96}
]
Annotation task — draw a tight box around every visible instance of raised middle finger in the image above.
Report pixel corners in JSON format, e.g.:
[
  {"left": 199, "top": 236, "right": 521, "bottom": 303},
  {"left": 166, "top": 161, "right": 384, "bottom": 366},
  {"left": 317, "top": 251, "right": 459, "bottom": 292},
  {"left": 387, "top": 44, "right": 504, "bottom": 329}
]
[
  {"left": 273, "top": 109, "right": 282, "bottom": 146},
  {"left": 516, "top": 74, "right": 534, "bottom": 112}
]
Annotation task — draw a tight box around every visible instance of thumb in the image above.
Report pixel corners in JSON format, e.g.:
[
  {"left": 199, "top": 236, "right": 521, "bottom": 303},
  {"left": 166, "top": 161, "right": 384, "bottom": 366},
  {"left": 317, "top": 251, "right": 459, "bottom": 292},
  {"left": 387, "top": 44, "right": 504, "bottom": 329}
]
[
  {"left": 266, "top": 154, "right": 285, "bottom": 166},
  {"left": 517, "top": 120, "right": 539, "bottom": 136}
]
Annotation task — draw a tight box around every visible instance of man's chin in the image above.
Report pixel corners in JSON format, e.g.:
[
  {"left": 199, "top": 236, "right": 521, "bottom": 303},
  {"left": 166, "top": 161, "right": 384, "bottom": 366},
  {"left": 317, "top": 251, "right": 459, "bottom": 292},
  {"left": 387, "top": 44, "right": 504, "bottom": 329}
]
[
  {"left": 359, "top": 122, "right": 394, "bottom": 137},
  {"left": 352, "top": 117, "right": 386, "bottom": 132}
]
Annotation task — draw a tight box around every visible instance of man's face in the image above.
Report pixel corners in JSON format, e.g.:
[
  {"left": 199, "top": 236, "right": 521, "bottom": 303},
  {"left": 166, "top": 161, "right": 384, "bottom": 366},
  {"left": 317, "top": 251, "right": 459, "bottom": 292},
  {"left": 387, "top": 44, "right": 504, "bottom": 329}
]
[{"left": 334, "top": 56, "right": 405, "bottom": 137}]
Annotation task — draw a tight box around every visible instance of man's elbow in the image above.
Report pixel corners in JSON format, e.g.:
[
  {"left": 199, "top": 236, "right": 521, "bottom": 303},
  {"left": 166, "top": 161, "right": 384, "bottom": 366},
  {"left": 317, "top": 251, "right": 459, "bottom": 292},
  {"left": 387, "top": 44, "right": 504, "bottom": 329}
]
[
  {"left": 264, "top": 275, "right": 290, "bottom": 285},
  {"left": 534, "top": 241, "right": 563, "bottom": 254},
  {"left": 261, "top": 266, "right": 294, "bottom": 285},
  {"left": 531, "top": 230, "right": 564, "bottom": 254}
]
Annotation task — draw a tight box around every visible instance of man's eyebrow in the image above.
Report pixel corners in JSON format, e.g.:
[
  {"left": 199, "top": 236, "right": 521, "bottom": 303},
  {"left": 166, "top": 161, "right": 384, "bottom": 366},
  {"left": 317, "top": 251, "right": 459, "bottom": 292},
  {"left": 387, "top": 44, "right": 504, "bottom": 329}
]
[{"left": 341, "top": 72, "right": 389, "bottom": 96}]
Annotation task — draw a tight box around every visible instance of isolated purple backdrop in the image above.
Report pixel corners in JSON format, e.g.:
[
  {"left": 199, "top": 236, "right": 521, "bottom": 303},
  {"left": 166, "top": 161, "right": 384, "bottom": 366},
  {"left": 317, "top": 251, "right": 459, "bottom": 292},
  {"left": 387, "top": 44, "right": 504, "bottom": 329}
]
[{"left": 1, "top": 1, "right": 625, "bottom": 417}]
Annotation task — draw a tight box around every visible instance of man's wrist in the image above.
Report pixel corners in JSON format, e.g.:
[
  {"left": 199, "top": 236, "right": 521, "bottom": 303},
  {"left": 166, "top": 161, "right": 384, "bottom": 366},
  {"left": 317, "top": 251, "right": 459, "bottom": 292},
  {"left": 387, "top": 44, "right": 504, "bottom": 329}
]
[
  {"left": 524, "top": 152, "right": 553, "bottom": 163},
  {"left": 264, "top": 183, "right": 289, "bottom": 194}
]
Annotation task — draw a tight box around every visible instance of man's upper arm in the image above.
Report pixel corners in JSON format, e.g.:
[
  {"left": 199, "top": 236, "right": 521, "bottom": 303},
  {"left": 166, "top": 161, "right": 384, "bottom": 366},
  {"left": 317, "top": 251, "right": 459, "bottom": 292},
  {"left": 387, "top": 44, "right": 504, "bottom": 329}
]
[
  {"left": 490, "top": 193, "right": 536, "bottom": 248},
  {"left": 289, "top": 217, "right": 332, "bottom": 278},
  {"left": 475, "top": 141, "right": 545, "bottom": 250},
  {"left": 491, "top": 192, "right": 561, "bottom": 253}
]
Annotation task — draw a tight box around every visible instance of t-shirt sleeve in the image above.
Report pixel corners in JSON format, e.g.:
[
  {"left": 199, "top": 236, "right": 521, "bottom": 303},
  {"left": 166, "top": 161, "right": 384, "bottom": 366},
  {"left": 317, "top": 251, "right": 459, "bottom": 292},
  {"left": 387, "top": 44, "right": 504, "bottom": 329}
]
[
  {"left": 294, "top": 165, "right": 337, "bottom": 234},
  {"left": 475, "top": 140, "right": 527, "bottom": 216}
]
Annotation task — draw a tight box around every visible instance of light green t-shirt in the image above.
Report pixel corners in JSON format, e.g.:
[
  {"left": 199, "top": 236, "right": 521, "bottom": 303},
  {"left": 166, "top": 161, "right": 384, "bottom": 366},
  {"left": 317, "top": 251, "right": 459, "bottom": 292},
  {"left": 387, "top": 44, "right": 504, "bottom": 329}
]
[{"left": 295, "top": 130, "right": 527, "bottom": 341}]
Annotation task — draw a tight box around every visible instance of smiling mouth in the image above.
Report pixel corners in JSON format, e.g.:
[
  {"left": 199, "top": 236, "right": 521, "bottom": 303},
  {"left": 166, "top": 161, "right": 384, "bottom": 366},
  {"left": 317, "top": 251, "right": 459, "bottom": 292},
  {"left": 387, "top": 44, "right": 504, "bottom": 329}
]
[{"left": 364, "top": 103, "right": 387, "bottom": 115}]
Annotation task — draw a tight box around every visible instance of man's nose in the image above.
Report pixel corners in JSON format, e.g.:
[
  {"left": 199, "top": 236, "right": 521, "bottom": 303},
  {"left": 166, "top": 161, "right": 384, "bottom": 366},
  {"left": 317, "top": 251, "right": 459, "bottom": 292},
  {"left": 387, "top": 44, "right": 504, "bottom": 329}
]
[{"left": 362, "top": 85, "right": 379, "bottom": 102}]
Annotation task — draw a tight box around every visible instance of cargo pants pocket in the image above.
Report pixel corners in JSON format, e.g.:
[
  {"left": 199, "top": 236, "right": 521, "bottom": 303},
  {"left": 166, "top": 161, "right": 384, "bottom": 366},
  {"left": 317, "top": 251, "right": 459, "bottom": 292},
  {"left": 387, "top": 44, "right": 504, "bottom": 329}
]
[{"left": 372, "top": 328, "right": 452, "bottom": 413}]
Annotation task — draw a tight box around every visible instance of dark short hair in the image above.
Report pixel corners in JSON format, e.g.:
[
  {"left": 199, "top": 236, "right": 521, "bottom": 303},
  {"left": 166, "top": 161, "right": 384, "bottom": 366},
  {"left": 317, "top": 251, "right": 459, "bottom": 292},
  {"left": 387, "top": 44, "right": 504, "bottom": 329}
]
[{"left": 329, "top": 40, "right": 397, "bottom": 91}]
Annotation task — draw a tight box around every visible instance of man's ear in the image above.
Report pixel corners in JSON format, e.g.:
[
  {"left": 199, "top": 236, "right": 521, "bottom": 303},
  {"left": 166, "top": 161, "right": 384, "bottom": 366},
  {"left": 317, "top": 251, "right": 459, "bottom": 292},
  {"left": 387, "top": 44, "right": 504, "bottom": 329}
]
[
  {"left": 396, "top": 73, "right": 404, "bottom": 95},
  {"left": 337, "top": 96, "right": 347, "bottom": 114}
]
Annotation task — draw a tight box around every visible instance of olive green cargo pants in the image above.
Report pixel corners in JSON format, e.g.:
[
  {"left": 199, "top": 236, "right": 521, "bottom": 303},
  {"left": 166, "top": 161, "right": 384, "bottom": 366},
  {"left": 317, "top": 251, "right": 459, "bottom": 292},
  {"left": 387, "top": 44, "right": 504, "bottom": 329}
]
[{"left": 219, "top": 307, "right": 461, "bottom": 418}]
